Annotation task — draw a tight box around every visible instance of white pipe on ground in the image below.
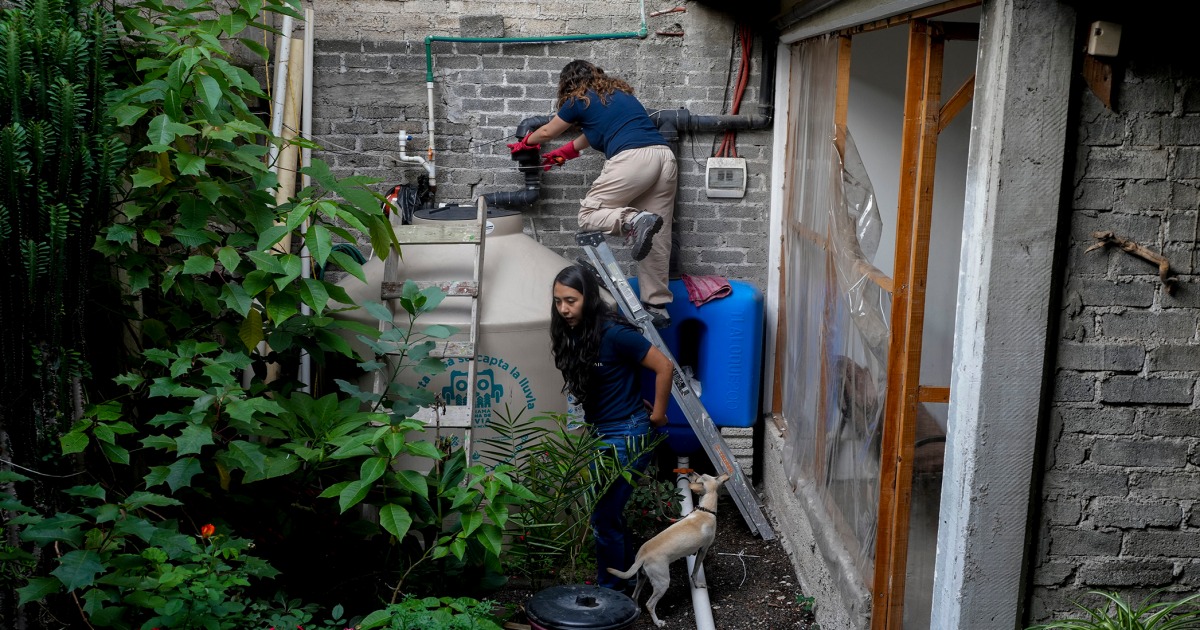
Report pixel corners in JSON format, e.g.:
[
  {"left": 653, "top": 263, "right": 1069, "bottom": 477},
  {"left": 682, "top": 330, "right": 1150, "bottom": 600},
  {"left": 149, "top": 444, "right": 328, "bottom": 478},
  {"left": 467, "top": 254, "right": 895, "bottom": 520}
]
[
  {"left": 676, "top": 456, "right": 717, "bottom": 630},
  {"left": 298, "top": 7, "right": 314, "bottom": 392}
]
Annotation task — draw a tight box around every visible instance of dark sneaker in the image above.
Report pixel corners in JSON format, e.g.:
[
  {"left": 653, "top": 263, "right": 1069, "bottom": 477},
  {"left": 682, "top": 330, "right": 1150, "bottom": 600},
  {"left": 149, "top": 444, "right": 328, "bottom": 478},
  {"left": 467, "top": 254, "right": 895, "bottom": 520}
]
[
  {"left": 644, "top": 303, "right": 671, "bottom": 329},
  {"left": 624, "top": 211, "right": 663, "bottom": 262}
]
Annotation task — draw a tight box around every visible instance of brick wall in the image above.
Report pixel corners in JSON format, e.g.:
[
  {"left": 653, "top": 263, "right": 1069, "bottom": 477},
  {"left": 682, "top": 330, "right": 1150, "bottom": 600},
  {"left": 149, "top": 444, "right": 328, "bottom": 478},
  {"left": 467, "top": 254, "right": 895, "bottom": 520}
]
[
  {"left": 305, "top": 0, "right": 773, "bottom": 286},
  {"left": 1030, "top": 20, "right": 1200, "bottom": 619}
]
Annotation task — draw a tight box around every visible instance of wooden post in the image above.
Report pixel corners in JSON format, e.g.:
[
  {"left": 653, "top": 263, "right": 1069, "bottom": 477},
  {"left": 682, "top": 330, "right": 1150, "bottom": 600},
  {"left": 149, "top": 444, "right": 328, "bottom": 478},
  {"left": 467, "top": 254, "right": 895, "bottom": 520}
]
[{"left": 872, "top": 19, "right": 942, "bottom": 630}]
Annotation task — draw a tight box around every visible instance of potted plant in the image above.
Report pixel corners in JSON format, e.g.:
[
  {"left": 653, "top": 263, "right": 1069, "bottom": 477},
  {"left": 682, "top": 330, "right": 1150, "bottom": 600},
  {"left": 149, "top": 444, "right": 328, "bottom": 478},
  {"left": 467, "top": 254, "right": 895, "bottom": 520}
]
[{"left": 1027, "top": 590, "right": 1200, "bottom": 630}]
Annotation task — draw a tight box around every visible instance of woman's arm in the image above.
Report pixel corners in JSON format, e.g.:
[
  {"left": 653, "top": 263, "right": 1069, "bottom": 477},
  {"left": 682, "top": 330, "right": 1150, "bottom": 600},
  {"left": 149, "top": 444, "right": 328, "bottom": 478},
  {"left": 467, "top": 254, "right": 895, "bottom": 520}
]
[
  {"left": 527, "top": 115, "right": 573, "bottom": 146},
  {"left": 640, "top": 346, "right": 673, "bottom": 427}
]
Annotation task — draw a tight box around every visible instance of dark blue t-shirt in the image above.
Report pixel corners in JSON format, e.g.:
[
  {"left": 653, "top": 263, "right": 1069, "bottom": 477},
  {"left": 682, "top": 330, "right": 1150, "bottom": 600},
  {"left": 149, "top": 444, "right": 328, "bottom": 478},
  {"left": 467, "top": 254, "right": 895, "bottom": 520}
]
[
  {"left": 583, "top": 319, "right": 652, "bottom": 423},
  {"left": 557, "top": 90, "right": 667, "bottom": 159}
]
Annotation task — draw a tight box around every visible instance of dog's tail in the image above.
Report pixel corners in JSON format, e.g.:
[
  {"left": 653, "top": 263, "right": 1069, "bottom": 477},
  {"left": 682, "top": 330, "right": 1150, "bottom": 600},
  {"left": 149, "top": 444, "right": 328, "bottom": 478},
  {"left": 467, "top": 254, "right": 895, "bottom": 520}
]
[{"left": 606, "top": 558, "right": 643, "bottom": 580}]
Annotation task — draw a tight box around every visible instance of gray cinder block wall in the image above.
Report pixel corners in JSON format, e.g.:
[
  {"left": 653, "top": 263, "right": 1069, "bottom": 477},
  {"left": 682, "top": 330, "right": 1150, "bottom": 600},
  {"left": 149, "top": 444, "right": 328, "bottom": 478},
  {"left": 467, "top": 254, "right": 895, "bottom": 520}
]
[
  {"left": 306, "top": 0, "right": 773, "bottom": 288},
  {"left": 1030, "top": 15, "right": 1200, "bottom": 621}
]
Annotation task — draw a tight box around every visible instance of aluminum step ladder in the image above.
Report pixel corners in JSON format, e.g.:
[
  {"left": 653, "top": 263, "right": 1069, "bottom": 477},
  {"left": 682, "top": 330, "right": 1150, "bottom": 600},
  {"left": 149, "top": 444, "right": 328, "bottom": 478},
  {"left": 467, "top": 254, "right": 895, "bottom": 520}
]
[
  {"left": 576, "top": 231, "right": 775, "bottom": 540},
  {"left": 375, "top": 197, "right": 488, "bottom": 456}
]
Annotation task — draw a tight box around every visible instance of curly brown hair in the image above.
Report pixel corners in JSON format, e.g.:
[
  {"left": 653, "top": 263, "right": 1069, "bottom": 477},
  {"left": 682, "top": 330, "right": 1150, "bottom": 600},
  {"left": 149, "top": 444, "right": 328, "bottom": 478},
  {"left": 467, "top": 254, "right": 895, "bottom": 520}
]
[{"left": 556, "top": 59, "right": 635, "bottom": 109}]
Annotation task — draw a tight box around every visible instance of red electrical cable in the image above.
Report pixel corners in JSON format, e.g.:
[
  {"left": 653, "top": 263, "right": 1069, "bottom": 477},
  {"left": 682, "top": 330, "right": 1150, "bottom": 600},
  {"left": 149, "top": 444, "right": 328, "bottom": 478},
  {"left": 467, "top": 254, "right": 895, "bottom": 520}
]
[{"left": 718, "top": 24, "right": 753, "bottom": 159}]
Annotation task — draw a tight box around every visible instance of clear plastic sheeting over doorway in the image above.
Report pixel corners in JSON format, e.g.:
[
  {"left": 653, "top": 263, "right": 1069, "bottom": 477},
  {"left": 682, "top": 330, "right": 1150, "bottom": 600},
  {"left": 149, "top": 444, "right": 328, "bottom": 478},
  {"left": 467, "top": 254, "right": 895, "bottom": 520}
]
[{"left": 779, "top": 36, "right": 890, "bottom": 582}]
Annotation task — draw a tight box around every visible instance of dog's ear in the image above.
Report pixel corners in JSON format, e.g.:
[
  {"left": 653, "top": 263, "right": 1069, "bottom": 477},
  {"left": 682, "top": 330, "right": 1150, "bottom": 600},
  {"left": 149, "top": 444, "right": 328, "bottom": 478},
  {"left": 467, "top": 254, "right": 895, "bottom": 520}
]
[{"left": 717, "top": 474, "right": 730, "bottom": 484}]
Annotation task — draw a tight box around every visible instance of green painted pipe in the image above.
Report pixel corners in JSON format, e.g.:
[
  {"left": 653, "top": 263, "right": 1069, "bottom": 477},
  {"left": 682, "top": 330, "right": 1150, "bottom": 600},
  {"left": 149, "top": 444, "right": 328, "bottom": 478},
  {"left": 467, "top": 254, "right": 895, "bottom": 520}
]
[{"left": 423, "top": 1, "right": 648, "bottom": 82}]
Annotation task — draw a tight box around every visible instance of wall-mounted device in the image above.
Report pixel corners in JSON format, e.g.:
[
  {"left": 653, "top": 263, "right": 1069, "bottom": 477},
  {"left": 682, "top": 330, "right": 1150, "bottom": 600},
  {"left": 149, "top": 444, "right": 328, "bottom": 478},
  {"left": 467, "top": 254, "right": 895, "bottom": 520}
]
[
  {"left": 705, "top": 157, "right": 747, "bottom": 198},
  {"left": 1086, "top": 21, "right": 1121, "bottom": 58}
]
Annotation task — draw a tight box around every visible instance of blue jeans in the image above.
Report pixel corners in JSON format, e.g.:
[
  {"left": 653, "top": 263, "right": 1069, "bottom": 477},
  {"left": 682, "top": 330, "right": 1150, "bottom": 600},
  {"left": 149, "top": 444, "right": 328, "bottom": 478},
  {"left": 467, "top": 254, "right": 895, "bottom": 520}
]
[{"left": 590, "top": 411, "right": 654, "bottom": 590}]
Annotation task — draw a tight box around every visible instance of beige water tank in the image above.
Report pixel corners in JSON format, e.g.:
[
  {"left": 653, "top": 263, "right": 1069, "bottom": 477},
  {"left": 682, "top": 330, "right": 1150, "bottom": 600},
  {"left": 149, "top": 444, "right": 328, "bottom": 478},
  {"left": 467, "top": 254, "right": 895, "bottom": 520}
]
[{"left": 334, "top": 205, "right": 573, "bottom": 464}]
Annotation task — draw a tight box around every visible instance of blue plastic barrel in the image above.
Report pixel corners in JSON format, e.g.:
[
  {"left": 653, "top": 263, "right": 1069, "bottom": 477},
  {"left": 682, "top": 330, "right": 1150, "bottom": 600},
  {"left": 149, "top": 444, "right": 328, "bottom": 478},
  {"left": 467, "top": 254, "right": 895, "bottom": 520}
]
[{"left": 629, "top": 277, "right": 764, "bottom": 454}]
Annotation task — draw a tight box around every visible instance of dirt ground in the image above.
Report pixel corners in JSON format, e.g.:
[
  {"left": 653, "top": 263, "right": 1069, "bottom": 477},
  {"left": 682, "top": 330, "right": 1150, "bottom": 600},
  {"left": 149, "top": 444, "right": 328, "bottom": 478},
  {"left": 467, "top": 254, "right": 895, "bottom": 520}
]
[{"left": 494, "top": 491, "right": 819, "bottom": 629}]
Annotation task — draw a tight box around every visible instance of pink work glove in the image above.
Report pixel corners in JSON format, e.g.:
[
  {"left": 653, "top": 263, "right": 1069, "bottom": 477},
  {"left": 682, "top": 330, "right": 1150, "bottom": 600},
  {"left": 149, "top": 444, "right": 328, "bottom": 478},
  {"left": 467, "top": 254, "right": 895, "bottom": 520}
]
[
  {"left": 541, "top": 142, "right": 581, "bottom": 170},
  {"left": 507, "top": 132, "right": 540, "bottom": 154}
]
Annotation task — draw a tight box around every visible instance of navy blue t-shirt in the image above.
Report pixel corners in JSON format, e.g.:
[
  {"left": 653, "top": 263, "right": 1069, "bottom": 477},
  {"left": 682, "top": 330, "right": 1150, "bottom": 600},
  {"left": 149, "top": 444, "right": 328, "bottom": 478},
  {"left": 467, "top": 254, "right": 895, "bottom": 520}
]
[
  {"left": 557, "top": 90, "right": 667, "bottom": 159},
  {"left": 582, "top": 320, "right": 652, "bottom": 423}
]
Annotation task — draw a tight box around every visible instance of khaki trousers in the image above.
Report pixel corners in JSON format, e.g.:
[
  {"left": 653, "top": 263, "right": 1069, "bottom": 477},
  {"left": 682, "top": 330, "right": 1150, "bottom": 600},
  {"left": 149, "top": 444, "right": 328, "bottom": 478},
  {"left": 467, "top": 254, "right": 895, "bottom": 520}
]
[{"left": 577, "top": 144, "right": 677, "bottom": 306}]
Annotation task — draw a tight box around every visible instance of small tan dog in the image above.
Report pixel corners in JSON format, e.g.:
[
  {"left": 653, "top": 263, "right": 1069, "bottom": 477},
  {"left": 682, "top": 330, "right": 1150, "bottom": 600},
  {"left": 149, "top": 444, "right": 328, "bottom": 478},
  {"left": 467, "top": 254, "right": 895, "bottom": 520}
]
[{"left": 607, "top": 472, "right": 729, "bottom": 627}]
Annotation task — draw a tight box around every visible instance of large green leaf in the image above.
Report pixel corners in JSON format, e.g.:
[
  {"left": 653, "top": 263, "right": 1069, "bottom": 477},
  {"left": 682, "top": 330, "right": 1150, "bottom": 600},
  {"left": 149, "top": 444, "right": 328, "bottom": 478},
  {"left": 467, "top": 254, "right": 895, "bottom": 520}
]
[
  {"left": 359, "top": 456, "right": 388, "bottom": 485},
  {"left": 175, "top": 423, "right": 214, "bottom": 455},
  {"left": 378, "top": 503, "right": 413, "bottom": 541},
  {"left": 337, "top": 479, "right": 370, "bottom": 513},
  {"left": 146, "top": 113, "right": 198, "bottom": 145},
  {"left": 16, "top": 577, "right": 61, "bottom": 605},
  {"left": 50, "top": 550, "right": 104, "bottom": 591}
]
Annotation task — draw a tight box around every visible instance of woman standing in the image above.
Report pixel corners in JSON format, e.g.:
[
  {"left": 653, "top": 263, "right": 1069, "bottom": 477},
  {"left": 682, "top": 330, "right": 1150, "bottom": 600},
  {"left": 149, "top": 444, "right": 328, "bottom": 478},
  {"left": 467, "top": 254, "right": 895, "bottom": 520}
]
[
  {"left": 550, "top": 264, "right": 673, "bottom": 590},
  {"left": 513, "top": 60, "right": 678, "bottom": 329}
]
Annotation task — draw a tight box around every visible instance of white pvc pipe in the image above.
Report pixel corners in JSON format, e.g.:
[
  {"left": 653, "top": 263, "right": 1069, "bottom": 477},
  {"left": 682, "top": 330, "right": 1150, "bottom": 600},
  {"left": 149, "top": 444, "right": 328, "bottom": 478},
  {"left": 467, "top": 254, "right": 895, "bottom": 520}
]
[
  {"left": 425, "top": 81, "right": 437, "bottom": 189},
  {"left": 396, "top": 128, "right": 436, "bottom": 182},
  {"left": 298, "top": 8, "right": 314, "bottom": 392},
  {"left": 676, "top": 457, "right": 717, "bottom": 630},
  {"left": 268, "top": 14, "right": 294, "bottom": 172}
]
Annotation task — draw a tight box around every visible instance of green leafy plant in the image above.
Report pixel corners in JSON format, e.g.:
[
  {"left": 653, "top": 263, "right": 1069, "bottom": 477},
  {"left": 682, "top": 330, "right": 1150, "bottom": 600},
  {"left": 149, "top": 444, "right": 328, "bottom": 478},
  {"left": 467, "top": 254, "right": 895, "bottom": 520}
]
[
  {"left": 624, "top": 463, "right": 682, "bottom": 541},
  {"left": 1027, "top": 590, "right": 1200, "bottom": 630},
  {"left": 0, "top": 0, "right": 125, "bottom": 521},
  {"left": 479, "top": 409, "right": 660, "bottom": 589},
  {"left": 358, "top": 595, "right": 504, "bottom": 630},
  {"left": 5, "top": 0, "right": 535, "bottom": 626}
]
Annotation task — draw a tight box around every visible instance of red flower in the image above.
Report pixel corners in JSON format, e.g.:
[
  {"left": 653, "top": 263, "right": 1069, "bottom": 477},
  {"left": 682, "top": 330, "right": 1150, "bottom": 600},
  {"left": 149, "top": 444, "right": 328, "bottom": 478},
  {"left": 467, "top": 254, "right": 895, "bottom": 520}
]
[{"left": 200, "top": 523, "right": 216, "bottom": 538}]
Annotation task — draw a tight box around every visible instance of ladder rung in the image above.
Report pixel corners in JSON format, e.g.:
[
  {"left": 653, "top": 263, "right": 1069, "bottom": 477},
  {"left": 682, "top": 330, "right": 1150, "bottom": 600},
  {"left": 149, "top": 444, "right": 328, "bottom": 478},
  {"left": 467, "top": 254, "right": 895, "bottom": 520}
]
[
  {"left": 430, "top": 341, "right": 474, "bottom": 359},
  {"left": 392, "top": 223, "right": 482, "bottom": 245},
  {"left": 382, "top": 280, "right": 478, "bottom": 299},
  {"left": 412, "top": 405, "right": 473, "bottom": 428},
  {"left": 384, "top": 340, "right": 474, "bottom": 360}
]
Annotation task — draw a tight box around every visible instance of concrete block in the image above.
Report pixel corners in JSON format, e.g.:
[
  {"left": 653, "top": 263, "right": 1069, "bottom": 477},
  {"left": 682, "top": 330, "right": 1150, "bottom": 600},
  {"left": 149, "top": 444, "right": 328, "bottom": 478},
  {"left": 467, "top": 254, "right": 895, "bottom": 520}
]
[
  {"left": 1054, "top": 435, "right": 1089, "bottom": 466},
  {"left": 1031, "top": 561, "right": 1076, "bottom": 586},
  {"left": 459, "top": 14, "right": 504, "bottom": 38},
  {"left": 1071, "top": 210, "right": 1161, "bottom": 247},
  {"left": 1085, "top": 147, "right": 1169, "bottom": 180},
  {"left": 1174, "top": 147, "right": 1200, "bottom": 180},
  {"left": 1115, "top": 179, "right": 1171, "bottom": 212},
  {"left": 1100, "top": 375, "right": 1194, "bottom": 404},
  {"left": 1058, "top": 341, "right": 1146, "bottom": 371},
  {"left": 1121, "top": 79, "right": 1175, "bottom": 114},
  {"left": 1055, "top": 406, "right": 1137, "bottom": 435},
  {"left": 1089, "top": 497, "right": 1181, "bottom": 528},
  {"left": 1091, "top": 437, "right": 1189, "bottom": 468},
  {"left": 1041, "top": 495, "right": 1083, "bottom": 526},
  {"left": 1055, "top": 372, "right": 1096, "bottom": 402},
  {"left": 1141, "top": 408, "right": 1200, "bottom": 437},
  {"left": 1043, "top": 470, "right": 1129, "bottom": 498},
  {"left": 1124, "top": 530, "right": 1200, "bottom": 558},
  {"left": 1165, "top": 211, "right": 1197, "bottom": 243},
  {"left": 1148, "top": 344, "right": 1200, "bottom": 371},
  {"left": 1070, "top": 278, "right": 1156, "bottom": 308},
  {"left": 1048, "top": 527, "right": 1122, "bottom": 556},
  {"left": 1075, "top": 560, "right": 1176, "bottom": 586},
  {"left": 1101, "top": 312, "right": 1198, "bottom": 341},
  {"left": 1130, "top": 471, "right": 1200, "bottom": 500}
]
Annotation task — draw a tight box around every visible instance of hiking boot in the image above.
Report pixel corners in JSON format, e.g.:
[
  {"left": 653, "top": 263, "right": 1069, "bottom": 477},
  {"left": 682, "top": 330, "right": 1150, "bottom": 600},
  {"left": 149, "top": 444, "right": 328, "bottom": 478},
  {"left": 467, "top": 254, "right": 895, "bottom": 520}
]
[
  {"left": 644, "top": 303, "right": 671, "bottom": 329},
  {"left": 623, "top": 211, "right": 663, "bottom": 262}
]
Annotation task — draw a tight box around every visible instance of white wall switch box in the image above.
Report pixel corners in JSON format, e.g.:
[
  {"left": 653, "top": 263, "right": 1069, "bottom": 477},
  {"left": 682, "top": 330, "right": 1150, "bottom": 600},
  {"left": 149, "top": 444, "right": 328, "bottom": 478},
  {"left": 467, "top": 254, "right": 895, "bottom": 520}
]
[{"left": 706, "top": 157, "right": 747, "bottom": 198}]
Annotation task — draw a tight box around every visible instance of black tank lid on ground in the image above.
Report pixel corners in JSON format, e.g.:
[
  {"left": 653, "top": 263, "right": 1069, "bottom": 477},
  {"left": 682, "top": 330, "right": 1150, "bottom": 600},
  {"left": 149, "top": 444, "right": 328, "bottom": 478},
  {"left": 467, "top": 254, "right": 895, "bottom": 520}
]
[{"left": 525, "top": 584, "right": 640, "bottom": 630}]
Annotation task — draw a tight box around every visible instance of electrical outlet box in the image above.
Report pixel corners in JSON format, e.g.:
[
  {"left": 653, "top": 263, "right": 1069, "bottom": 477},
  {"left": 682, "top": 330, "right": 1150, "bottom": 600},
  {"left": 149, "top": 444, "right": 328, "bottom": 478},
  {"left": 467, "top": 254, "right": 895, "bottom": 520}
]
[
  {"left": 706, "top": 157, "right": 747, "bottom": 198},
  {"left": 1086, "top": 21, "right": 1121, "bottom": 57}
]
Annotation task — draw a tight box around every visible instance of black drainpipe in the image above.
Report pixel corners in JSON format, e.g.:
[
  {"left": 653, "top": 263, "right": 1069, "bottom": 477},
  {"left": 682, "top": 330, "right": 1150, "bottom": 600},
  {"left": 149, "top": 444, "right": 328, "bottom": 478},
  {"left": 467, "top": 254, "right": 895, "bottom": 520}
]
[
  {"left": 481, "top": 115, "right": 551, "bottom": 209},
  {"left": 481, "top": 110, "right": 773, "bottom": 209}
]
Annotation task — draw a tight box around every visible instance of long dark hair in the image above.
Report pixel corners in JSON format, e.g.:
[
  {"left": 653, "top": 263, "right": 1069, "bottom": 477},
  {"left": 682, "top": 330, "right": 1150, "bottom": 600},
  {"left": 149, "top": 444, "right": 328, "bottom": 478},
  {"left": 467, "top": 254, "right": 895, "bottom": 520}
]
[
  {"left": 550, "top": 264, "right": 621, "bottom": 405},
  {"left": 556, "top": 59, "right": 634, "bottom": 109}
]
